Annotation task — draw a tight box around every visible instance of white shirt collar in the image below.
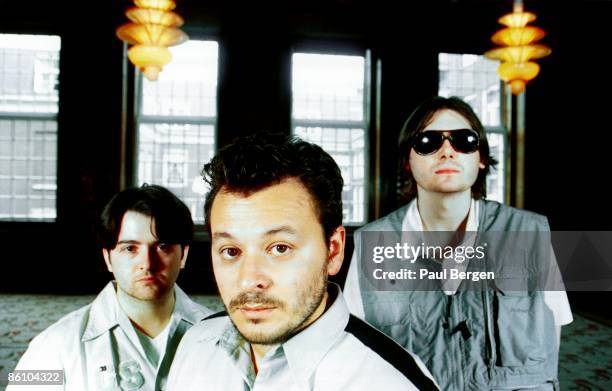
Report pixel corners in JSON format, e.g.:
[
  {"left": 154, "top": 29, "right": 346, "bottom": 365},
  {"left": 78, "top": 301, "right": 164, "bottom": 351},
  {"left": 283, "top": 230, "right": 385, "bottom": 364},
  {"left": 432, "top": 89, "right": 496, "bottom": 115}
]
[
  {"left": 401, "top": 198, "right": 480, "bottom": 295},
  {"left": 282, "top": 283, "right": 349, "bottom": 385},
  {"left": 216, "top": 283, "right": 350, "bottom": 388},
  {"left": 402, "top": 198, "right": 479, "bottom": 232},
  {"left": 82, "top": 281, "right": 208, "bottom": 342}
]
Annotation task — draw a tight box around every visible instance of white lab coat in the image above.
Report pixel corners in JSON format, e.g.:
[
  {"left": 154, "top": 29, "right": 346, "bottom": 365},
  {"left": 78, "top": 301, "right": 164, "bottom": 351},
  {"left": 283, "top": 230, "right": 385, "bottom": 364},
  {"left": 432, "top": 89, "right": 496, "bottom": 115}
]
[{"left": 6, "top": 282, "right": 212, "bottom": 391}]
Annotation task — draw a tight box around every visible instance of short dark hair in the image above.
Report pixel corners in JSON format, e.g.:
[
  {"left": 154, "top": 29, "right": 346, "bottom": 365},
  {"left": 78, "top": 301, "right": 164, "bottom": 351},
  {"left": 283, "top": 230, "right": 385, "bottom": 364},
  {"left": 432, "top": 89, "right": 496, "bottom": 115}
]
[
  {"left": 397, "top": 96, "right": 498, "bottom": 200},
  {"left": 99, "top": 184, "right": 193, "bottom": 250},
  {"left": 202, "top": 132, "right": 344, "bottom": 244}
]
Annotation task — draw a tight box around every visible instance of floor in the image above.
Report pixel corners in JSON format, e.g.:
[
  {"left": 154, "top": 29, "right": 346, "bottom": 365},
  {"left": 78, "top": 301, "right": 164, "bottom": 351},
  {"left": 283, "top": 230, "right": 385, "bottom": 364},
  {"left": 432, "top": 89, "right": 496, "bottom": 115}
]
[{"left": 1, "top": 294, "right": 610, "bottom": 390}]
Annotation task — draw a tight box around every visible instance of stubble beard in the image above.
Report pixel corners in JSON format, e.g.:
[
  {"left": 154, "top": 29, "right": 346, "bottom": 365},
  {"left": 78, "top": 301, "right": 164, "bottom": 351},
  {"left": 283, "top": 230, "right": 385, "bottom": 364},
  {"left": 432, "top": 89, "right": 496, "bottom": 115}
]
[
  {"left": 121, "top": 279, "right": 171, "bottom": 303},
  {"left": 227, "top": 263, "right": 328, "bottom": 346}
]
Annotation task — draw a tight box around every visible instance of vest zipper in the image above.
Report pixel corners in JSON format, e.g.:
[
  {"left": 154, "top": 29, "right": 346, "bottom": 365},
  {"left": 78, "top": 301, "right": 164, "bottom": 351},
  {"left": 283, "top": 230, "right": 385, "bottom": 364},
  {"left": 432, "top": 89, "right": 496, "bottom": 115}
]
[{"left": 482, "top": 288, "right": 496, "bottom": 379}]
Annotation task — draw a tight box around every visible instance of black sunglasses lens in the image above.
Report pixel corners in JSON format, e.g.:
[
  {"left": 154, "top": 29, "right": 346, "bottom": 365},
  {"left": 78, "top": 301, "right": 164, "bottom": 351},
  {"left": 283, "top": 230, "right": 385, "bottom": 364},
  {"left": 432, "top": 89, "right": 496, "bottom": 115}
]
[
  {"left": 413, "top": 132, "right": 443, "bottom": 155},
  {"left": 450, "top": 129, "right": 479, "bottom": 153}
]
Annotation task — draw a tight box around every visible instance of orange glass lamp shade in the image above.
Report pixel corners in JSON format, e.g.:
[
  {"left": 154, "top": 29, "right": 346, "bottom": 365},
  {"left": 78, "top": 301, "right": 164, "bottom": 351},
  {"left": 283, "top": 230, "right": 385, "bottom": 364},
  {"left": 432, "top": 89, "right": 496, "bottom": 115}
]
[
  {"left": 499, "top": 62, "right": 540, "bottom": 95},
  {"left": 134, "top": 0, "right": 176, "bottom": 10},
  {"left": 116, "top": 0, "right": 188, "bottom": 81},
  {"left": 485, "top": 6, "right": 551, "bottom": 95},
  {"left": 499, "top": 11, "right": 536, "bottom": 28},
  {"left": 492, "top": 26, "right": 545, "bottom": 46},
  {"left": 127, "top": 45, "right": 172, "bottom": 81},
  {"left": 485, "top": 45, "right": 551, "bottom": 63}
]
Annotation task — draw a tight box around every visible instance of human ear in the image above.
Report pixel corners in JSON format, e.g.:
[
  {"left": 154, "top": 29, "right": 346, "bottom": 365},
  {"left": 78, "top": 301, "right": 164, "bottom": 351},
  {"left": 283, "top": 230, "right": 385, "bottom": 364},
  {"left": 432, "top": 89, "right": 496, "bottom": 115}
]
[
  {"left": 102, "top": 249, "right": 113, "bottom": 272},
  {"left": 326, "top": 226, "right": 346, "bottom": 276},
  {"left": 179, "top": 245, "right": 189, "bottom": 269}
]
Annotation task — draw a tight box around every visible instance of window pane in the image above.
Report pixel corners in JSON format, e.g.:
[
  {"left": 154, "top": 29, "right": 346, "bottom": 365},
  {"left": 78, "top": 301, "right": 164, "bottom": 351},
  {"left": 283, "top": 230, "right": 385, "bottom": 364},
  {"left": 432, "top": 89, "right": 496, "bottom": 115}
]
[
  {"left": 136, "top": 40, "right": 218, "bottom": 224},
  {"left": 137, "top": 123, "right": 214, "bottom": 224},
  {"left": 0, "top": 34, "right": 60, "bottom": 221},
  {"left": 292, "top": 53, "right": 369, "bottom": 225},
  {"left": 439, "top": 53, "right": 505, "bottom": 203},
  {"left": 292, "top": 53, "right": 364, "bottom": 121},
  {"left": 438, "top": 53, "right": 500, "bottom": 127},
  {"left": 141, "top": 41, "right": 218, "bottom": 117},
  {"left": 295, "top": 126, "right": 366, "bottom": 224}
]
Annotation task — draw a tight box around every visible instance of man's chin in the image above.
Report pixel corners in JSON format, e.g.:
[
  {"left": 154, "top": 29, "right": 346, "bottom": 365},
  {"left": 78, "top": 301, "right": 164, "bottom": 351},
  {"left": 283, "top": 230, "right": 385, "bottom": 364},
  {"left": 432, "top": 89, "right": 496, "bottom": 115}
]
[
  {"left": 129, "top": 285, "right": 170, "bottom": 301},
  {"left": 230, "top": 315, "right": 293, "bottom": 345},
  {"left": 432, "top": 184, "right": 471, "bottom": 194},
  {"left": 237, "top": 325, "right": 294, "bottom": 345}
]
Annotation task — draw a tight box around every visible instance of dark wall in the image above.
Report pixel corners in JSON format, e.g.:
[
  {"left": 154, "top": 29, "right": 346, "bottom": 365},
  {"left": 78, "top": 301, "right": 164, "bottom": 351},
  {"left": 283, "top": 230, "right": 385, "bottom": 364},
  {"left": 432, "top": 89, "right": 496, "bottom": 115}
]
[
  {"left": 525, "top": 1, "right": 612, "bottom": 230},
  {"left": 1, "top": 1, "right": 610, "bottom": 320},
  {"left": 1, "top": 1, "right": 126, "bottom": 293},
  {"left": 524, "top": 1, "right": 612, "bottom": 322}
]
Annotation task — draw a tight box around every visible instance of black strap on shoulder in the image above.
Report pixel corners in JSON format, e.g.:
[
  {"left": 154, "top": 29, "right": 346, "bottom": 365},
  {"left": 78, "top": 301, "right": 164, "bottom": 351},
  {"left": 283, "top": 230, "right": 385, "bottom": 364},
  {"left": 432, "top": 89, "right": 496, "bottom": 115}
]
[
  {"left": 345, "top": 315, "right": 439, "bottom": 390},
  {"left": 202, "top": 310, "right": 228, "bottom": 321}
]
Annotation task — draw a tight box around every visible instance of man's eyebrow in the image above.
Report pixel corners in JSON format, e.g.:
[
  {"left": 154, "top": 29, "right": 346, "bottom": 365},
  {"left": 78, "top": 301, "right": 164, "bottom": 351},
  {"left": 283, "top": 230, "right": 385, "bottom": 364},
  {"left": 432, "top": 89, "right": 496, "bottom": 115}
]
[
  {"left": 211, "top": 226, "right": 298, "bottom": 241},
  {"left": 264, "top": 226, "right": 298, "bottom": 237},
  {"left": 211, "top": 232, "right": 234, "bottom": 241},
  {"left": 116, "top": 240, "right": 141, "bottom": 245}
]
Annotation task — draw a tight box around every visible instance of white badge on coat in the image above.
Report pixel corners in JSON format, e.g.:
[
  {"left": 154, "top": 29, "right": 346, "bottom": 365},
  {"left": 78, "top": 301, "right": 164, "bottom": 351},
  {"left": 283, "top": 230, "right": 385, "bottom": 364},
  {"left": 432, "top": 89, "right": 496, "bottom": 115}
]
[{"left": 118, "top": 360, "right": 145, "bottom": 390}]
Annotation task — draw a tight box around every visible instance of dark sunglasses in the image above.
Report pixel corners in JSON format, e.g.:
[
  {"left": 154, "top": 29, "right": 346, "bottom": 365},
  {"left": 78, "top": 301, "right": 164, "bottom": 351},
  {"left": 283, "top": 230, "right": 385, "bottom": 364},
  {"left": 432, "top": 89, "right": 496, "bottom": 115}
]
[{"left": 411, "top": 129, "right": 480, "bottom": 155}]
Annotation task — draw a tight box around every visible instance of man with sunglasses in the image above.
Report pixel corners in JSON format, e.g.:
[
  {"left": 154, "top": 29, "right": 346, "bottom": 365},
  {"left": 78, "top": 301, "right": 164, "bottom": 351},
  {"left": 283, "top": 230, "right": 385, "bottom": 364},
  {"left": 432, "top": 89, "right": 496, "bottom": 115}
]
[{"left": 345, "top": 96, "right": 572, "bottom": 390}]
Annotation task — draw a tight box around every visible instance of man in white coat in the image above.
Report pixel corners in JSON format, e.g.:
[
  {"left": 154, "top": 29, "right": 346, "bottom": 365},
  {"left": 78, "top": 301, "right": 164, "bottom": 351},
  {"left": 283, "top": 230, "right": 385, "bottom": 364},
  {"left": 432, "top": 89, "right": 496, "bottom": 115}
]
[{"left": 7, "top": 185, "right": 212, "bottom": 391}]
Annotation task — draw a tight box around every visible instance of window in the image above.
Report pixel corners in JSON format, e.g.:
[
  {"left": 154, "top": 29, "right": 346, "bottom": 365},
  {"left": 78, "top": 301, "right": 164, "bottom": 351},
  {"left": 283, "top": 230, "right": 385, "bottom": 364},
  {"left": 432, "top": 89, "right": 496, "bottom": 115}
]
[
  {"left": 439, "top": 53, "right": 505, "bottom": 203},
  {"left": 0, "top": 34, "right": 60, "bottom": 221},
  {"left": 292, "top": 52, "right": 369, "bottom": 224},
  {"left": 136, "top": 40, "right": 218, "bottom": 224}
]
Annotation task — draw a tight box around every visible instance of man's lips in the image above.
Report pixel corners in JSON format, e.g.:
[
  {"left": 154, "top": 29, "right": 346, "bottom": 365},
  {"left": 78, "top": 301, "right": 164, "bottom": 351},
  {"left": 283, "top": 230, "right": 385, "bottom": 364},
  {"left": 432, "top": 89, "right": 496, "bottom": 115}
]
[
  {"left": 238, "top": 304, "right": 277, "bottom": 318},
  {"left": 435, "top": 168, "right": 460, "bottom": 174},
  {"left": 229, "top": 293, "right": 284, "bottom": 320},
  {"left": 136, "top": 276, "right": 159, "bottom": 283}
]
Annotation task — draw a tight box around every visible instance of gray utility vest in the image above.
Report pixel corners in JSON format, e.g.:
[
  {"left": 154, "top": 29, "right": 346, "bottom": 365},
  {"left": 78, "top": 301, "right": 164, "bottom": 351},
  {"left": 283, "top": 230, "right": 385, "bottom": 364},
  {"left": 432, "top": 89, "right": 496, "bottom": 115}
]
[{"left": 355, "top": 200, "right": 559, "bottom": 391}]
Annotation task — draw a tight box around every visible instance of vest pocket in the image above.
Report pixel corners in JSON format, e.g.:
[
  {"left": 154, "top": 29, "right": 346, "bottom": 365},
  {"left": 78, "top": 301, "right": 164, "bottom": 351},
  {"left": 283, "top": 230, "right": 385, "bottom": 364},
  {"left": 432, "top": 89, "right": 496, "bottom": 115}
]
[
  {"left": 378, "top": 323, "right": 412, "bottom": 351},
  {"left": 364, "top": 296, "right": 413, "bottom": 351},
  {"left": 494, "top": 290, "right": 547, "bottom": 367}
]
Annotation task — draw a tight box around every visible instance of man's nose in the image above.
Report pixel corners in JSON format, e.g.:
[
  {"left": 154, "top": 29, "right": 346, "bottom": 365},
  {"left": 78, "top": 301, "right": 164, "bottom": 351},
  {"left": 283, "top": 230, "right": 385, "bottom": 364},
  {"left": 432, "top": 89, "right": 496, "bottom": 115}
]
[
  {"left": 238, "top": 253, "right": 272, "bottom": 291},
  {"left": 138, "top": 247, "right": 159, "bottom": 272},
  {"left": 438, "top": 138, "right": 455, "bottom": 158}
]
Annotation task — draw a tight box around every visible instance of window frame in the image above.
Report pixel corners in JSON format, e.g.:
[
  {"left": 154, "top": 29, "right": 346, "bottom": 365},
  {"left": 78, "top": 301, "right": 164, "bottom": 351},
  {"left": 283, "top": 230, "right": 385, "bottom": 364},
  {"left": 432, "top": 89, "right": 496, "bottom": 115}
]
[
  {"left": 290, "top": 47, "right": 373, "bottom": 227},
  {"left": 131, "top": 38, "right": 220, "bottom": 227},
  {"left": 0, "top": 32, "right": 61, "bottom": 224}
]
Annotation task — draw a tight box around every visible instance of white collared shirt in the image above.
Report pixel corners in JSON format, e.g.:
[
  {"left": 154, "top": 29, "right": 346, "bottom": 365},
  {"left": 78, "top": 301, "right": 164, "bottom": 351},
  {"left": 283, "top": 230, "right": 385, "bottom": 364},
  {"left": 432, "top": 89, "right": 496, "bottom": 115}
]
[
  {"left": 7, "top": 282, "right": 212, "bottom": 391},
  {"left": 402, "top": 198, "right": 479, "bottom": 295},
  {"left": 166, "top": 285, "right": 438, "bottom": 391},
  {"left": 136, "top": 315, "right": 175, "bottom": 369}
]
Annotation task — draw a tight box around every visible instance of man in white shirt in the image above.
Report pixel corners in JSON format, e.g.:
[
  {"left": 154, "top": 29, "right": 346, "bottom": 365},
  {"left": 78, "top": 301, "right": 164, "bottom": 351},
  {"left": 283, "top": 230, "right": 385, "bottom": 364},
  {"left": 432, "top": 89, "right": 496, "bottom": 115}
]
[
  {"left": 7, "top": 185, "right": 212, "bottom": 391},
  {"left": 167, "top": 133, "right": 438, "bottom": 390},
  {"left": 344, "top": 96, "right": 572, "bottom": 390}
]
